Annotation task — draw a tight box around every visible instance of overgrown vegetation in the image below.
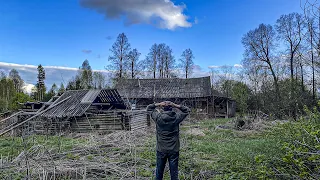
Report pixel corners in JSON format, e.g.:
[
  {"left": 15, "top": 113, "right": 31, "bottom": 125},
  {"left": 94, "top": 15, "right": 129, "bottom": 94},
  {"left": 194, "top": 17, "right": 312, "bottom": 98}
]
[
  {"left": 0, "top": 112, "right": 319, "bottom": 179},
  {"left": 0, "top": 135, "right": 87, "bottom": 159}
]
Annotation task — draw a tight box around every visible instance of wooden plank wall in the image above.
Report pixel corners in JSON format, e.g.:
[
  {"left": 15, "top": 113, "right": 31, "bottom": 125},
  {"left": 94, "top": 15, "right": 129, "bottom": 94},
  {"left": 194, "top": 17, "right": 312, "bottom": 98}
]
[
  {"left": 70, "top": 112, "right": 127, "bottom": 133},
  {"left": 30, "top": 110, "right": 150, "bottom": 134},
  {"left": 126, "top": 110, "right": 149, "bottom": 131}
]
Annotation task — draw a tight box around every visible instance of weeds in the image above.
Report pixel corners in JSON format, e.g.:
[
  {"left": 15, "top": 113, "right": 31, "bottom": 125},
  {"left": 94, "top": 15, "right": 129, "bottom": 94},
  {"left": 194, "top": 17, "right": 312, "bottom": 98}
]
[{"left": 1, "top": 116, "right": 319, "bottom": 179}]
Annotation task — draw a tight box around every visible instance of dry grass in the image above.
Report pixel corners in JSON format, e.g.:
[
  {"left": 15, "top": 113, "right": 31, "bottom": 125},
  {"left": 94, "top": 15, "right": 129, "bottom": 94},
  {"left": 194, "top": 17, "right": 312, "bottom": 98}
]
[{"left": 0, "top": 117, "right": 286, "bottom": 179}]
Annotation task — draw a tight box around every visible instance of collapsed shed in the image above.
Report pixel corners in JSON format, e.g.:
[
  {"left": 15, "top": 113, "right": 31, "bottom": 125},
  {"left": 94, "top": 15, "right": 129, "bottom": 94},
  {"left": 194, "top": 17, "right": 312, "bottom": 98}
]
[
  {"left": 115, "top": 76, "right": 236, "bottom": 118},
  {"left": 0, "top": 89, "right": 149, "bottom": 136}
]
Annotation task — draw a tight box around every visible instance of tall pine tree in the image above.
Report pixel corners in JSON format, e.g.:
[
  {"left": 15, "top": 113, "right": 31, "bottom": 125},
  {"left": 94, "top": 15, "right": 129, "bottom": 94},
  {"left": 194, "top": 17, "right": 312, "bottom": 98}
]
[{"left": 37, "top": 64, "right": 46, "bottom": 101}]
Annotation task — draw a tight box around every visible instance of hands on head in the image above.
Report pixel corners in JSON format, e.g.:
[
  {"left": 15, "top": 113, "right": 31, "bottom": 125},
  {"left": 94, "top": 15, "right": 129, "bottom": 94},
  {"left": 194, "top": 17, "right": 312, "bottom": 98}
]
[{"left": 156, "top": 101, "right": 180, "bottom": 108}]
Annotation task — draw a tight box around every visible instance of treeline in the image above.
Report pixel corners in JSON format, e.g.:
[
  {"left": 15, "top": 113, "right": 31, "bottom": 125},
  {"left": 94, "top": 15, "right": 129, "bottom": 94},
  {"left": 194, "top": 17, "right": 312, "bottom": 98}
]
[
  {"left": 0, "top": 65, "right": 66, "bottom": 113},
  {"left": 213, "top": 5, "right": 320, "bottom": 118},
  {"left": 66, "top": 33, "right": 196, "bottom": 89},
  {"left": 0, "top": 70, "right": 32, "bottom": 112},
  {"left": 106, "top": 33, "right": 195, "bottom": 80},
  {"left": 0, "top": 30, "right": 198, "bottom": 112},
  {"left": 65, "top": 60, "right": 106, "bottom": 90}
]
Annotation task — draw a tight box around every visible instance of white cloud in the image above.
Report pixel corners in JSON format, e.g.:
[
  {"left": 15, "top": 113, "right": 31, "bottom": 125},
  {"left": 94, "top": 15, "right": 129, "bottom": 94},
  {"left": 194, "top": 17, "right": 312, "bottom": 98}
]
[
  {"left": 0, "top": 62, "right": 110, "bottom": 73},
  {"left": 80, "top": 0, "right": 192, "bottom": 30},
  {"left": 209, "top": 64, "right": 243, "bottom": 69},
  {"left": 234, "top": 64, "right": 243, "bottom": 68},
  {"left": 22, "top": 83, "right": 35, "bottom": 94},
  {"left": 208, "top": 65, "right": 220, "bottom": 69},
  {"left": 189, "top": 65, "right": 210, "bottom": 78}
]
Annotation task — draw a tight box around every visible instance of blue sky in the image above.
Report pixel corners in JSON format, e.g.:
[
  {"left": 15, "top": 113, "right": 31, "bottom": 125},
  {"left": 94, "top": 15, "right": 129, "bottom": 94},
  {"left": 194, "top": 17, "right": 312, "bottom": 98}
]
[{"left": 0, "top": 0, "right": 305, "bottom": 90}]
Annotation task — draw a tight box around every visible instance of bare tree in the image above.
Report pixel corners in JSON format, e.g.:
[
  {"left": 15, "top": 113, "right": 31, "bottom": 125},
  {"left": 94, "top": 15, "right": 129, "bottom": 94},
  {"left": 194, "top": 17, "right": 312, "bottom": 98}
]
[
  {"left": 156, "top": 43, "right": 166, "bottom": 78},
  {"left": 93, "top": 72, "right": 105, "bottom": 89},
  {"left": 9, "top": 69, "right": 24, "bottom": 93},
  {"left": 128, "top": 48, "right": 142, "bottom": 79},
  {"left": 242, "top": 24, "right": 280, "bottom": 99},
  {"left": 146, "top": 44, "right": 158, "bottom": 78},
  {"left": 275, "top": 13, "right": 305, "bottom": 119},
  {"left": 108, "top": 33, "right": 131, "bottom": 79},
  {"left": 180, "top": 48, "right": 194, "bottom": 79},
  {"left": 218, "top": 65, "right": 235, "bottom": 97},
  {"left": 302, "top": 0, "right": 320, "bottom": 100},
  {"left": 163, "top": 45, "right": 176, "bottom": 78},
  {"left": 152, "top": 43, "right": 176, "bottom": 78},
  {"left": 275, "top": 13, "right": 305, "bottom": 83}
]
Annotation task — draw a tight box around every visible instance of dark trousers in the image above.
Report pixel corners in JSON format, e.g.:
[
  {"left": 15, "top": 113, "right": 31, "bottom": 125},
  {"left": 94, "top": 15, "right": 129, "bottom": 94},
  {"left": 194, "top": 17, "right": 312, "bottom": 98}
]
[{"left": 156, "top": 151, "right": 179, "bottom": 180}]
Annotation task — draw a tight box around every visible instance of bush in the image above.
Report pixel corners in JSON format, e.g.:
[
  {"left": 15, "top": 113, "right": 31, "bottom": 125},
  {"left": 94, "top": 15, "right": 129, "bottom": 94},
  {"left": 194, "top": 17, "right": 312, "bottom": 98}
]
[
  {"left": 249, "top": 104, "right": 320, "bottom": 179},
  {"left": 9, "top": 92, "right": 34, "bottom": 111}
]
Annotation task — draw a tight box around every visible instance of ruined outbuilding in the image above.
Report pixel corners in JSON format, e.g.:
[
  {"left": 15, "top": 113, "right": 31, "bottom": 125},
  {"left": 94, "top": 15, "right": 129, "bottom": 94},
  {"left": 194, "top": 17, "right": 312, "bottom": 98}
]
[
  {"left": 115, "top": 76, "right": 236, "bottom": 118},
  {"left": 0, "top": 89, "right": 149, "bottom": 136}
]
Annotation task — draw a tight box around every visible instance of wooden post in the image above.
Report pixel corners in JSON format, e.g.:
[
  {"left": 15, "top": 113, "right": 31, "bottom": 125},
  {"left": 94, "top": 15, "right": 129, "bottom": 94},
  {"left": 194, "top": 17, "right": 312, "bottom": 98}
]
[
  {"left": 147, "top": 114, "right": 151, "bottom": 127},
  {"left": 212, "top": 96, "right": 215, "bottom": 118},
  {"left": 207, "top": 97, "right": 209, "bottom": 115},
  {"left": 226, "top": 99, "right": 229, "bottom": 119}
]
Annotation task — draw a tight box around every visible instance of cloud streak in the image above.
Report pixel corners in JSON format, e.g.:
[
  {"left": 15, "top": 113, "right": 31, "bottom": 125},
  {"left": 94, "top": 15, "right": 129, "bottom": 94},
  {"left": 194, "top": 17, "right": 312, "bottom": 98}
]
[
  {"left": 79, "top": 0, "right": 192, "bottom": 30},
  {"left": 81, "top": 49, "right": 92, "bottom": 54},
  {"left": 0, "top": 62, "right": 110, "bottom": 89},
  {"left": 208, "top": 64, "right": 244, "bottom": 69}
]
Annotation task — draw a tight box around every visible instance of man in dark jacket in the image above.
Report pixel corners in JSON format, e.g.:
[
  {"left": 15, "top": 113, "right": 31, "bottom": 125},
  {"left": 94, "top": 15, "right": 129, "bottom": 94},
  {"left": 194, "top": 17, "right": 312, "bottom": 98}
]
[{"left": 147, "top": 101, "right": 190, "bottom": 180}]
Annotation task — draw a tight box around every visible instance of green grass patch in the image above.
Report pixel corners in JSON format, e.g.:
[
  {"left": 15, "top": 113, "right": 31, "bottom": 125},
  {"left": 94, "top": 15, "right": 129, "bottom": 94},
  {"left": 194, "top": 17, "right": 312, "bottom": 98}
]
[{"left": 136, "top": 118, "right": 288, "bottom": 179}]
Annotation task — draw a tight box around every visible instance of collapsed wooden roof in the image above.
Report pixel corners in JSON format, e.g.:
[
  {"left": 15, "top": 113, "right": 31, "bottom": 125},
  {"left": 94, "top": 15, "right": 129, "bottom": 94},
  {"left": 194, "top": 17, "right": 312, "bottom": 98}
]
[
  {"left": 115, "top": 76, "right": 212, "bottom": 99},
  {"left": 42, "top": 89, "right": 126, "bottom": 118}
]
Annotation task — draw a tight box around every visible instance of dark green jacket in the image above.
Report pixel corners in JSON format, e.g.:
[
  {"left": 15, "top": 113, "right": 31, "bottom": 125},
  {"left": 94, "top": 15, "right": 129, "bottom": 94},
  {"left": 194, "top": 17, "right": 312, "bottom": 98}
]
[{"left": 147, "top": 104, "right": 190, "bottom": 153}]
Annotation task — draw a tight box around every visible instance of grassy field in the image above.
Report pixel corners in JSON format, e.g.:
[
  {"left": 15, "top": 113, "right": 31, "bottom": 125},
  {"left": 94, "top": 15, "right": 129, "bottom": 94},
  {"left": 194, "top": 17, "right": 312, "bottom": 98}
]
[
  {"left": 0, "top": 117, "right": 317, "bottom": 179},
  {"left": 136, "top": 118, "right": 283, "bottom": 179}
]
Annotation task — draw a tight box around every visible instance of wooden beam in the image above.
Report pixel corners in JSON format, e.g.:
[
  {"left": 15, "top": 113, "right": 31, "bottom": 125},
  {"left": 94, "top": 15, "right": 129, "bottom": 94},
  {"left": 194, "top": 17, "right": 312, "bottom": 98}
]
[
  {"left": 0, "top": 96, "right": 71, "bottom": 136},
  {"left": 0, "top": 111, "right": 23, "bottom": 124},
  {"left": 226, "top": 100, "right": 229, "bottom": 119},
  {"left": 91, "top": 103, "right": 111, "bottom": 106}
]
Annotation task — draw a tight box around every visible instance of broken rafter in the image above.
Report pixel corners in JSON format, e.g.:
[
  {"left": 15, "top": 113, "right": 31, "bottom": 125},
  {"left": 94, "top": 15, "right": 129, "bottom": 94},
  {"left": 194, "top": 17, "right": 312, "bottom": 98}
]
[
  {"left": 0, "top": 96, "right": 71, "bottom": 136},
  {"left": 0, "top": 111, "right": 23, "bottom": 124}
]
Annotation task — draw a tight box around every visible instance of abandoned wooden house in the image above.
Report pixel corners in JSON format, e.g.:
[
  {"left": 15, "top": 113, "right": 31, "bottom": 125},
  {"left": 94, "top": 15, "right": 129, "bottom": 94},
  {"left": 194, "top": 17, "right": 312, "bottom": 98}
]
[
  {"left": 115, "top": 76, "right": 236, "bottom": 118},
  {"left": 0, "top": 89, "right": 149, "bottom": 136}
]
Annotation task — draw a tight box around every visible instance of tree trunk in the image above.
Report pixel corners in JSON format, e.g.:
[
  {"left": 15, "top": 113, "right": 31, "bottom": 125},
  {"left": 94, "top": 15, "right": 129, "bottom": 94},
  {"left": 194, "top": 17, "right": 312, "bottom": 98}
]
[
  {"left": 300, "top": 62, "right": 304, "bottom": 92},
  {"left": 131, "top": 61, "right": 134, "bottom": 79},
  {"left": 120, "top": 57, "right": 122, "bottom": 79},
  {"left": 290, "top": 51, "right": 294, "bottom": 81},
  {"left": 267, "top": 61, "right": 279, "bottom": 98},
  {"left": 309, "top": 22, "right": 316, "bottom": 101},
  {"left": 153, "top": 56, "right": 156, "bottom": 79}
]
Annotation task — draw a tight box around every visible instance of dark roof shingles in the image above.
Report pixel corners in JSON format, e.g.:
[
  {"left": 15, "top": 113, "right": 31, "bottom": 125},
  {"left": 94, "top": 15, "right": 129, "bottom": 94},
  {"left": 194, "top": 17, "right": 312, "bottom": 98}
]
[{"left": 116, "top": 76, "right": 211, "bottom": 99}]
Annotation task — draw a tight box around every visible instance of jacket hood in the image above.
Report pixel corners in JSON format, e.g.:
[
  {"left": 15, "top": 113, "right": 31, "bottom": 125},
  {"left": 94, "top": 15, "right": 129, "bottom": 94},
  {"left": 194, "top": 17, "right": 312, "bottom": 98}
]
[{"left": 161, "top": 111, "right": 176, "bottom": 122}]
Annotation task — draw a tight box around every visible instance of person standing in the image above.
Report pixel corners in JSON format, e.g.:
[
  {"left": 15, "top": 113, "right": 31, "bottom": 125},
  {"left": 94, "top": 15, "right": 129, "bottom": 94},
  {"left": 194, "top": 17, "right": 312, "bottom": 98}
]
[{"left": 147, "top": 101, "right": 190, "bottom": 180}]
